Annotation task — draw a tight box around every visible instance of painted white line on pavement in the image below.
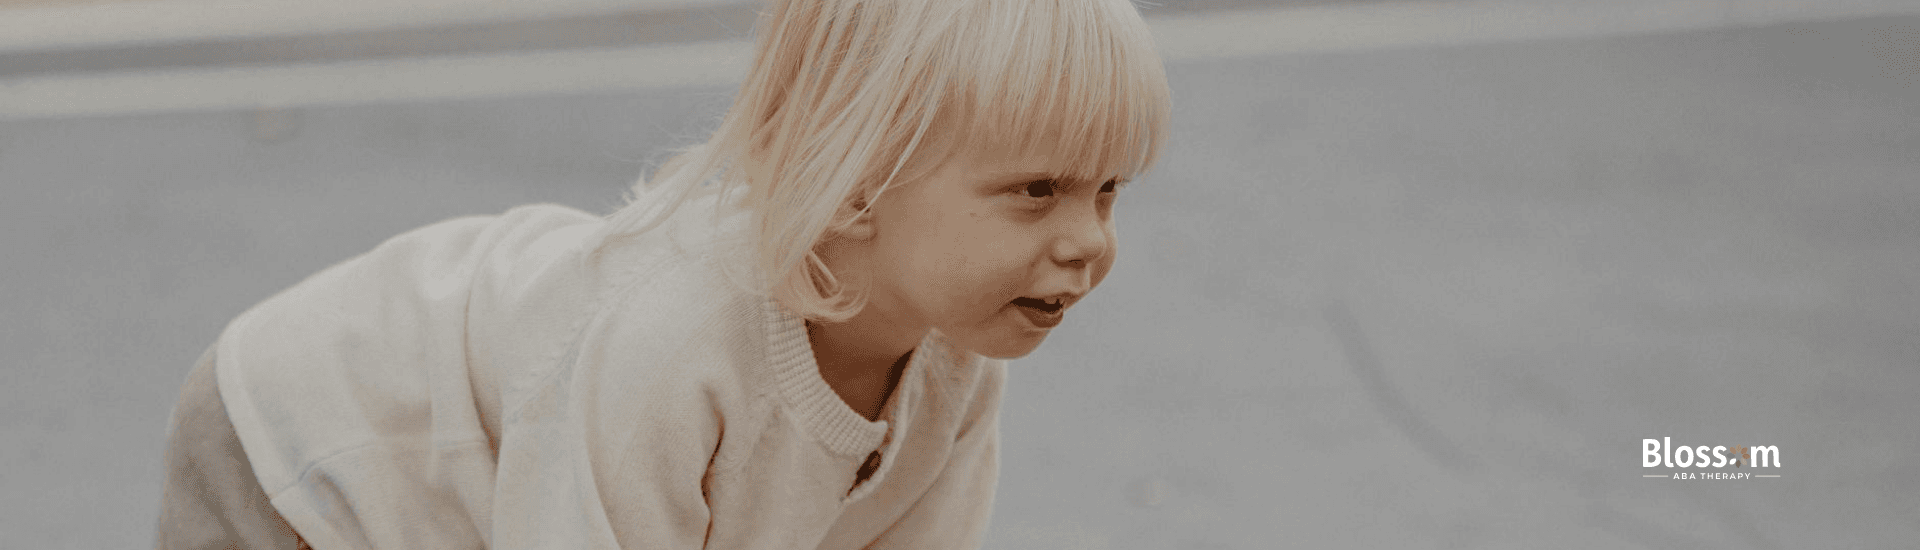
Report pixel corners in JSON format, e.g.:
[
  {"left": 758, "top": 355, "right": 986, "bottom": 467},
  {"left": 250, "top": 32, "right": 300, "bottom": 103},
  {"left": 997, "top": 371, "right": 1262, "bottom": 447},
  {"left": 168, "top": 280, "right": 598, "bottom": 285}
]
[
  {"left": 0, "top": 0, "right": 744, "bottom": 54},
  {"left": 4, "top": 0, "right": 1918, "bottom": 120}
]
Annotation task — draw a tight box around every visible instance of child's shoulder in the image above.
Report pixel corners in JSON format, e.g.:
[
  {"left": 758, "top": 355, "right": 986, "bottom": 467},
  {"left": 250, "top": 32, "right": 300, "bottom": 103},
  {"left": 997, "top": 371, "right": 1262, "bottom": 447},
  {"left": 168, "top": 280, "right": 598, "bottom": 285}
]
[
  {"left": 372, "top": 202, "right": 601, "bottom": 254},
  {"left": 468, "top": 200, "right": 759, "bottom": 369},
  {"left": 465, "top": 202, "right": 606, "bottom": 262}
]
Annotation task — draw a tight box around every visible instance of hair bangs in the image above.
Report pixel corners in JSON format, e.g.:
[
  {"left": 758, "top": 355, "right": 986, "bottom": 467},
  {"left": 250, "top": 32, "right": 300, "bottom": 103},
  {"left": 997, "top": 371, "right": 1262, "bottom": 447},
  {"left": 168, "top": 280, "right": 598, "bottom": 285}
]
[{"left": 948, "top": 0, "right": 1170, "bottom": 186}]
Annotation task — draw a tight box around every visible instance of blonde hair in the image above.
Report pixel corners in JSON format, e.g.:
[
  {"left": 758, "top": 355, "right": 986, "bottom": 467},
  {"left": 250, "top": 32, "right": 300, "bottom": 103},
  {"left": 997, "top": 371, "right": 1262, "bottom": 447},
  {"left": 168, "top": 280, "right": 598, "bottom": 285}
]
[{"left": 584, "top": 0, "right": 1171, "bottom": 322}]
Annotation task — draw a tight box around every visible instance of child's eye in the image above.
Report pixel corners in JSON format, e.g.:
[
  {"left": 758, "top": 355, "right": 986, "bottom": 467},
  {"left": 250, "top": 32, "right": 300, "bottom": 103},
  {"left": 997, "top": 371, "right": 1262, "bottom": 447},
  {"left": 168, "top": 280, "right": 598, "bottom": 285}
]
[
  {"left": 1020, "top": 180, "right": 1055, "bottom": 198},
  {"left": 1100, "top": 179, "right": 1118, "bottom": 193}
]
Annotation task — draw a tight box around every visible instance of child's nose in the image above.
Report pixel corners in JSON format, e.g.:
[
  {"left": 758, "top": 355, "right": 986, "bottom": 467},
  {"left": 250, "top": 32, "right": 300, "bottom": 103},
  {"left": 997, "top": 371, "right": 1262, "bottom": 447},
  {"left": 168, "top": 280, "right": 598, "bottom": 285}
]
[{"left": 1050, "top": 204, "right": 1111, "bottom": 266}]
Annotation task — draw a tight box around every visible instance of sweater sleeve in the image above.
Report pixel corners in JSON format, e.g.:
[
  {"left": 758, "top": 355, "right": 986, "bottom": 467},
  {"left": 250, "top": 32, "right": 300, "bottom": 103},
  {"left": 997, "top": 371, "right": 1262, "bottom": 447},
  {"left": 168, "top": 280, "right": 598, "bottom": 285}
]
[
  {"left": 486, "top": 317, "right": 727, "bottom": 550},
  {"left": 864, "top": 359, "right": 1006, "bottom": 549},
  {"left": 484, "top": 249, "right": 761, "bottom": 550}
]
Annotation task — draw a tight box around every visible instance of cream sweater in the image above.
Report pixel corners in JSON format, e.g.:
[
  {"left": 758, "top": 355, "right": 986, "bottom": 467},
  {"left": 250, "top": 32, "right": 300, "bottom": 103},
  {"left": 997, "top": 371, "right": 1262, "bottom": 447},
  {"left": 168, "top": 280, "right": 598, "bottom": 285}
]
[{"left": 213, "top": 199, "right": 1005, "bottom": 549}]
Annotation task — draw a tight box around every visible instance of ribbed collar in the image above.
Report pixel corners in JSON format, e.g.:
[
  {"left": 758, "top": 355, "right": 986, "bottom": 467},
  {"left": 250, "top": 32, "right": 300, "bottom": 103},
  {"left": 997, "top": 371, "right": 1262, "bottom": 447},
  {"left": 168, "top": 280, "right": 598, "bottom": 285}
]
[{"left": 761, "top": 299, "right": 929, "bottom": 458}]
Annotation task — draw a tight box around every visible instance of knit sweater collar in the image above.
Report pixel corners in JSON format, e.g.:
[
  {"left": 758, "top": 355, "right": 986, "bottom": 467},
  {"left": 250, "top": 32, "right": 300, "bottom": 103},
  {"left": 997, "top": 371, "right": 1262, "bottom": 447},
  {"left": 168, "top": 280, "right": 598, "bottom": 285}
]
[
  {"left": 657, "top": 192, "right": 937, "bottom": 459},
  {"left": 760, "top": 299, "right": 937, "bottom": 458}
]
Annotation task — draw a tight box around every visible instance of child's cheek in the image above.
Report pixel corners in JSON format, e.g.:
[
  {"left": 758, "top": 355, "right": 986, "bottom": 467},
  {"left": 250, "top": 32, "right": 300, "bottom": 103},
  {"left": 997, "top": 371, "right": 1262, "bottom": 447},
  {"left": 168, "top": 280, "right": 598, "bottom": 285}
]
[{"left": 925, "top": 248, "right": 995, "bottom": 308}]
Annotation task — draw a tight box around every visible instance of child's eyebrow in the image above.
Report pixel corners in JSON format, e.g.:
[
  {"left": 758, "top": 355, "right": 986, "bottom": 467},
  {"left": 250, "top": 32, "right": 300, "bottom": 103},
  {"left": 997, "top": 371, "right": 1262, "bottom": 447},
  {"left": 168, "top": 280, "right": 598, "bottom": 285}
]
[{"left": 991, "top": 171, "right": 1054, "bottom": 183}]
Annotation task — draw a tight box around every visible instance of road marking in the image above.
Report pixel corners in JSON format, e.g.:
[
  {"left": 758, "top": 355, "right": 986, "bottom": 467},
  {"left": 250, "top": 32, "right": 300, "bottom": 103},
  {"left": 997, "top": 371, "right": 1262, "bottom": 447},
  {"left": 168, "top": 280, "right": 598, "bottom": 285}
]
[
  {"left": 0, "top": 0, "right": 727, "bottom": 54},
  {"left": 5, "top": 0, "right": 1919, "bottom": 120}
]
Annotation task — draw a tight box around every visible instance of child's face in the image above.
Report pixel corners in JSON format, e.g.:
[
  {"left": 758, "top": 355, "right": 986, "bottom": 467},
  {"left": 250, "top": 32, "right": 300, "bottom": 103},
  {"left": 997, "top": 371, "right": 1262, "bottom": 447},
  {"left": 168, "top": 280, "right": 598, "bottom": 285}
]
[{"left": 859, "top": 138, "right": 1121, "bottom": 359}]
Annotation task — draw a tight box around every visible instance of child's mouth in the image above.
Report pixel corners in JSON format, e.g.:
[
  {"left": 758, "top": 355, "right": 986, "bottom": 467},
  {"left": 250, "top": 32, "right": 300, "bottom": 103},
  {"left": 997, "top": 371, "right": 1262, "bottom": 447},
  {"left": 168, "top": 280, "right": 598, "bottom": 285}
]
[{"left": 1010, "top": 296, "right": 1065, "bottom": 328}]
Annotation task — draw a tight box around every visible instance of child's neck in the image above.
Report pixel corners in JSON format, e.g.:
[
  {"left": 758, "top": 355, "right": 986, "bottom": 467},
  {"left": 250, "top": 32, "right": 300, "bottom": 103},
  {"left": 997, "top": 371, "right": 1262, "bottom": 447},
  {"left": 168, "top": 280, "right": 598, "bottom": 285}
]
[{"left": 805, "top": 314, "right": 924, "bottom": 422}]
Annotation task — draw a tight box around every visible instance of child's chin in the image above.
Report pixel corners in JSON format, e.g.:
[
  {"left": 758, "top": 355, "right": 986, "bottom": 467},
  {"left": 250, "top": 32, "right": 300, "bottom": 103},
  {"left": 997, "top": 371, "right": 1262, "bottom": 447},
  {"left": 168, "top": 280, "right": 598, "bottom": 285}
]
[{"left": 958, "top": 333, "right": 1048, "bottom": 360}]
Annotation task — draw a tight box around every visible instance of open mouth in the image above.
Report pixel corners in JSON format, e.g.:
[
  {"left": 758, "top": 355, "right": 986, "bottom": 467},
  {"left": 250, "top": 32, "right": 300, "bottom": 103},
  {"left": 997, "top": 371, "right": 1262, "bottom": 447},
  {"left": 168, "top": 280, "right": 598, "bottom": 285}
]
[
  {"left": 1010, "top": 296, "right": 1067, "bottom": 328},
  {"left": 1010, "top": 296, "right": 1065, "bottom": 313}
]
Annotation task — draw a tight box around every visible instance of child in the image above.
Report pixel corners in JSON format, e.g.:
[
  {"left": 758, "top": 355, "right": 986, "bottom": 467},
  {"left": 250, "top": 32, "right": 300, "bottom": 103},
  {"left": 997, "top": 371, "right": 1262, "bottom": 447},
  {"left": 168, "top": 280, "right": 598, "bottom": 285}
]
[{"left": 154, "top": 0, "right": 1169, "bottom": 547}]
